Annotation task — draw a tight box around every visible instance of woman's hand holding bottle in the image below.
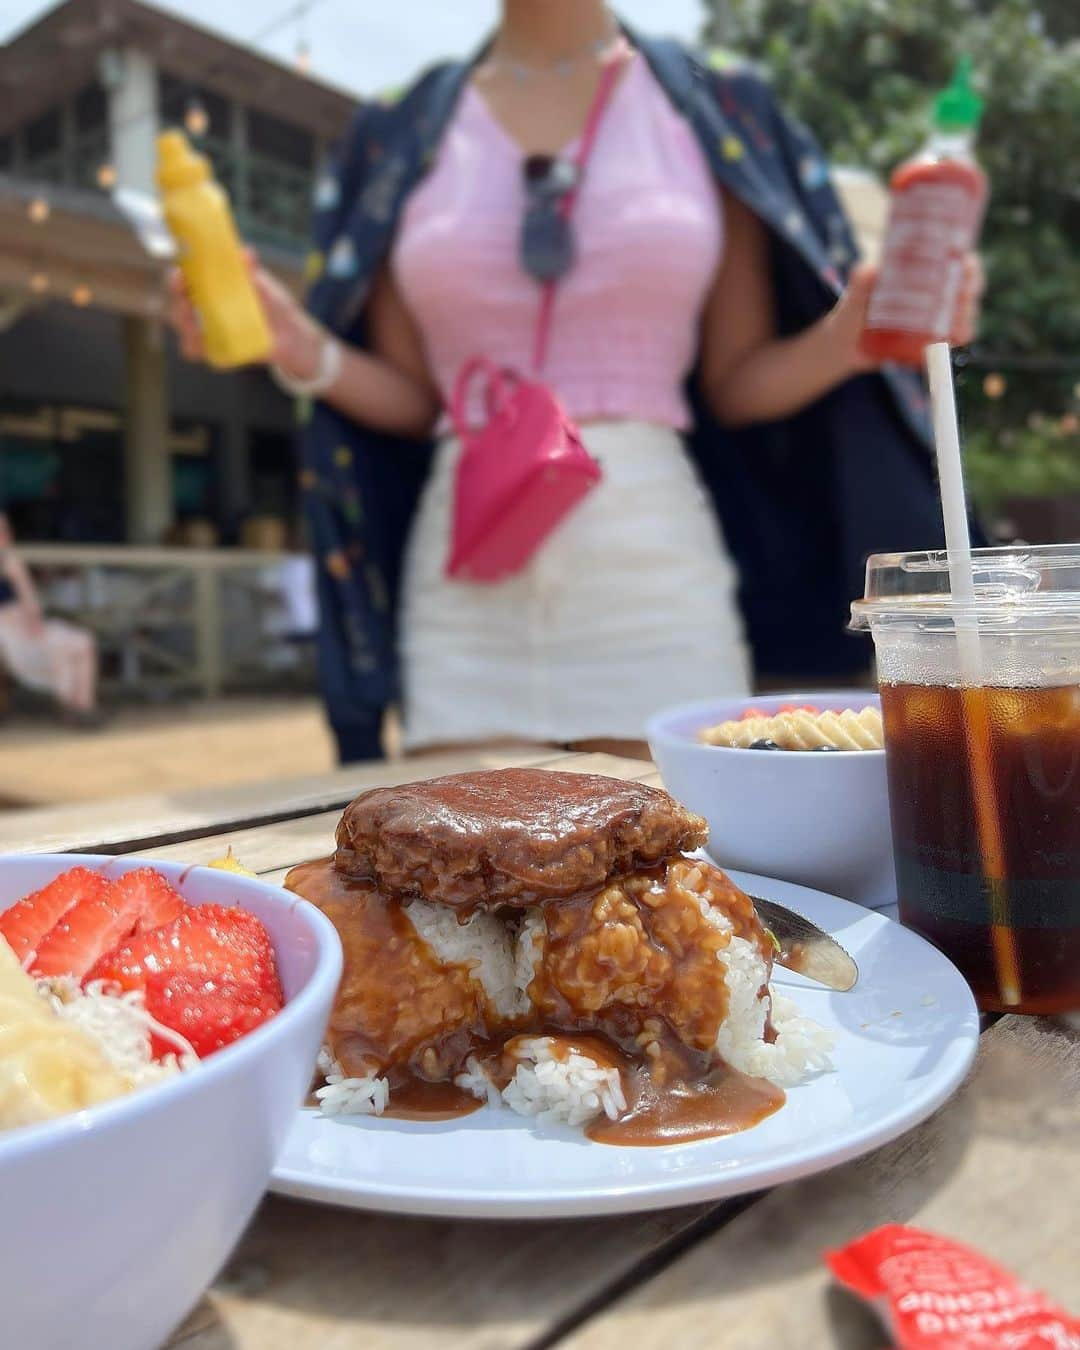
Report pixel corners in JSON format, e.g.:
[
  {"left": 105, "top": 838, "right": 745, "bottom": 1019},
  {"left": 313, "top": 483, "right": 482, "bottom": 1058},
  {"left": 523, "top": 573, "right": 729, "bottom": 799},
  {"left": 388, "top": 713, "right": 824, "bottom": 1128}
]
[
  {"left": 166, "top": 249, "right": 440, "bottom": 438},
  {"left": 167, "top": 251, "right": 327, "bottom": 381},
  {"left": 702, "top": 188, "right": 985, "bottom": 428},
  {"left": 828, "top": 255, "right": 985, "bottom": 377}
]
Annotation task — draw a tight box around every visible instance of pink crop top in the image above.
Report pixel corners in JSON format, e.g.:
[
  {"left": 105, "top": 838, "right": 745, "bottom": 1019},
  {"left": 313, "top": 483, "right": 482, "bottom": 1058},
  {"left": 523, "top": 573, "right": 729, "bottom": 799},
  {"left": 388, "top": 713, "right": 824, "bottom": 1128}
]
[{"left": 393, "top": 53, "right": 723, "bottom": 431}]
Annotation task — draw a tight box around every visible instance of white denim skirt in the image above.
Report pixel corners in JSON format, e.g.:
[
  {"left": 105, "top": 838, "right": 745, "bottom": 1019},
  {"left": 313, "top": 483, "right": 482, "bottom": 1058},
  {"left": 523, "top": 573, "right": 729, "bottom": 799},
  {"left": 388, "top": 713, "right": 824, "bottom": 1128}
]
[{"left": 400, "top": 420, "right": 750, "bottom": 748}]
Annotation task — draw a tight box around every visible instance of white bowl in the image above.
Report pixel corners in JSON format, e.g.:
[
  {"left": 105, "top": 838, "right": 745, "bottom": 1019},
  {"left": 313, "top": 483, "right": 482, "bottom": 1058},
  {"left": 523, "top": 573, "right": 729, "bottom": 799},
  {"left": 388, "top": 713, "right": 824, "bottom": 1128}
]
[
  {"left": 0, "top": 854, "right": 342, "bottom": 1350},
  {"left": 647, "top": 692, "right": 894, "bottom": 907}
]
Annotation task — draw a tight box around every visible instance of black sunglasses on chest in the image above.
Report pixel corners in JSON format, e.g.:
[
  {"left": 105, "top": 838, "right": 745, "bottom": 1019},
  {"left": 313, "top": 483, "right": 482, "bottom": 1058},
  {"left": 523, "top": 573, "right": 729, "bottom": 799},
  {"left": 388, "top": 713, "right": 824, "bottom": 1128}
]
[
  {"left": 513, "top": 46, "right": 627, "bottom": 286},
  {"left": 520, "top": 153, "right": 581, "bottom": 283}
]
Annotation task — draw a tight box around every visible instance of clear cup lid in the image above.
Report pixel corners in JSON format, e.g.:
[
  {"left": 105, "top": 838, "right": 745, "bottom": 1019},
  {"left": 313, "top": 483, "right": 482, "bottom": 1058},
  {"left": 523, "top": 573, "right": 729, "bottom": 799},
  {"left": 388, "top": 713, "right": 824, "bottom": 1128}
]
[{"left": 850, "top": 543, "right": 1080, "bottom": 627}]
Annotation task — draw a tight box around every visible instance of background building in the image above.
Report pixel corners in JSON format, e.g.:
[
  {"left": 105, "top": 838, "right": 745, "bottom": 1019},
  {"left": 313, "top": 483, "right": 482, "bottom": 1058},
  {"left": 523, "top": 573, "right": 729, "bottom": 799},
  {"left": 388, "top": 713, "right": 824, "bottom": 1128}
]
[{"left": 0, "top": 0, "right": 356, "bottom": 546}]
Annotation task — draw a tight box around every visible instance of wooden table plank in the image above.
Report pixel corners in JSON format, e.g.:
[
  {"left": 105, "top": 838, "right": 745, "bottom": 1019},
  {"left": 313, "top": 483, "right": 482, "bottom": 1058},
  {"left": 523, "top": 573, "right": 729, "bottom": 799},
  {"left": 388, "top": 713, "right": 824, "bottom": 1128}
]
[
  {"left": 0, "top": 745, "right": 560, "bottom": 856},
  {"left": 556, "top": 1016, "right": 1080, "bottom": 1350},
  {"left": 168, "top": 1200, "right": 728, "bottom": 1350}
]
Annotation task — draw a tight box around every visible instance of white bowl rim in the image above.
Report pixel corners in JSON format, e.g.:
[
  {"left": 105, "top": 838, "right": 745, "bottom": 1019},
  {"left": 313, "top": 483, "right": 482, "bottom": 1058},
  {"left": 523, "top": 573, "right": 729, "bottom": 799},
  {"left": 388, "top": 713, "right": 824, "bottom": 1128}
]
[
  {"left": 646, "top": 690, "right": 886, "bottom": 760},
  {"left": 0, "top": 854, "right": 342, "bottom": 1164}
]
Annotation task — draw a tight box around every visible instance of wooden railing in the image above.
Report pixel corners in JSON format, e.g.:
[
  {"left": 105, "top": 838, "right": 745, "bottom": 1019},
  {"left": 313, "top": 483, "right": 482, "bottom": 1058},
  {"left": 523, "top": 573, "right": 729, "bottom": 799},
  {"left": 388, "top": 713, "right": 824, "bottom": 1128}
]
[{"left": 18, "top": 545, "right": 316, "bottom": 699}]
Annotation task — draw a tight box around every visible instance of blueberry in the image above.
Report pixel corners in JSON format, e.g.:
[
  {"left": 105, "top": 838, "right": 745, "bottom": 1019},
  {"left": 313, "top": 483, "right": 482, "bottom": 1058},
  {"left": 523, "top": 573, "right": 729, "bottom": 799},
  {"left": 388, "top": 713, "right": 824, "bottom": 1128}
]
[
  {"left": 748, "top": 739, "right": 783, "bottom": 751},
  {"left": 811, "top": 744, "right": 840, "bottom": 752}
]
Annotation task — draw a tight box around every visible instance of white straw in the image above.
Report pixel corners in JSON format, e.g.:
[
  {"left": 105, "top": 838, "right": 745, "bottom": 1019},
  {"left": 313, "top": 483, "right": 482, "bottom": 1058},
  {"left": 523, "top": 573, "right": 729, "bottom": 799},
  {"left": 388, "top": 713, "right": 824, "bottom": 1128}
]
[
  {"left": 925, "top": 341, "right": 1021, "bottom": 1006},
  {"left": 925, "top": 342, "right": 982, "bottom": 677}
]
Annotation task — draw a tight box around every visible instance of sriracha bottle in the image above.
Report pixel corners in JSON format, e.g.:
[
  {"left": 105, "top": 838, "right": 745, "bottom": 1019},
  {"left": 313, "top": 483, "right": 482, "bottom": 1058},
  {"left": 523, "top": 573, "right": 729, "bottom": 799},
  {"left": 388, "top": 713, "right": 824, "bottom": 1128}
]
[{"left": 860, "top": 59, "right": 987, "bottom": 368}]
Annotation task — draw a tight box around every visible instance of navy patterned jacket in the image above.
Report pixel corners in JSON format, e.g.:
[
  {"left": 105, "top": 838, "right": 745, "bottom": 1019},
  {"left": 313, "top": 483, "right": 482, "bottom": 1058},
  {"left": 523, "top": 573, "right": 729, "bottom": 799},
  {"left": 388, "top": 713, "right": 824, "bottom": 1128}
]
[{"left": 300, "top": 31, "right": 950, "bottom": 761}]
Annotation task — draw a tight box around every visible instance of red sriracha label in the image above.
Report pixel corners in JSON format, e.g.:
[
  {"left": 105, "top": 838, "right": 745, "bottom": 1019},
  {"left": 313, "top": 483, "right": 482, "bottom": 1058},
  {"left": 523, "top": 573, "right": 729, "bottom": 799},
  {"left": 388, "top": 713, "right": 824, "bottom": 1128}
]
[{"left": 826, "top": 1225, "right": 1080, "bottom": 1349}]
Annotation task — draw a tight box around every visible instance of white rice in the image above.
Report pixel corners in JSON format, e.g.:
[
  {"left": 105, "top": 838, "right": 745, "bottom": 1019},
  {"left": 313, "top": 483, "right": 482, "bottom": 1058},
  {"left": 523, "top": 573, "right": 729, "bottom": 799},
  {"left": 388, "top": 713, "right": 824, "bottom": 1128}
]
[
  {"left": 317, "top": 892, "right": 833, "bottom": 1124},
  {"left": 454, "top": 1054, "right": 503, "bottom": 1109},
  {"left": 514, "top": 908, "right": 546, "bottom": 996},
  {"left": 314, "top": 1046, "right": 390, "bottom": 1117},
  {"left": 489, "top": 1037, "right": 627, "bottom": 1128},
  {"left": 699, "top": 899, "right": 834, "bottom": 1087},
  {"left": 404, "top": 898, "right": 526, "bottom": 1020}
]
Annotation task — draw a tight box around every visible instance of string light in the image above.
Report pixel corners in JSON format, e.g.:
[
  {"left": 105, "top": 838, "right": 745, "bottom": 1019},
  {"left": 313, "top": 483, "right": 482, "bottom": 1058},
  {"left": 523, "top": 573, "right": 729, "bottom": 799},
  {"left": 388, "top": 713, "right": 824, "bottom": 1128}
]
[
  {"left": 295, "top": 0, "right": 312, "bottom": 73},
  {"left": 983, "top": 373, "right": 1006, "bottom": 399},
  {"left": 96, "top": 162, "right": 118, "bottom": 189},
  {"left": 71, "top": 284, "right": 93, "bottom": 307},
  {"left": 27, "top": 197, "right": 50, "bottom": 224},
  {"left": 184, "top": 98, "right": 210, "bottom": 137},
  {"left": 28, "top": 273, "right": 49, "bottom": 294}
]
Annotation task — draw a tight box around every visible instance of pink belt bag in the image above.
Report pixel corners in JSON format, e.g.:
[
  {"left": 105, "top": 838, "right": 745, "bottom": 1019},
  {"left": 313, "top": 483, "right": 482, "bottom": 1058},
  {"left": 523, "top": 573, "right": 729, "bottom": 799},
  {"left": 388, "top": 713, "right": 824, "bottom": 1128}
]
[{"left": 444, "top": 57, "right": 623, "bottom": 585}]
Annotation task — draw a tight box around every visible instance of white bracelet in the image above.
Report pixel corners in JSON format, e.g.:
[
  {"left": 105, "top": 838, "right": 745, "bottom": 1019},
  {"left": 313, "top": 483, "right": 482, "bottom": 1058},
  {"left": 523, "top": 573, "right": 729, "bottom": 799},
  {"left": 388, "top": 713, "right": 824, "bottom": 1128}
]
[{"left": 270, "top": 333, "right": 343, "bottom": 398}]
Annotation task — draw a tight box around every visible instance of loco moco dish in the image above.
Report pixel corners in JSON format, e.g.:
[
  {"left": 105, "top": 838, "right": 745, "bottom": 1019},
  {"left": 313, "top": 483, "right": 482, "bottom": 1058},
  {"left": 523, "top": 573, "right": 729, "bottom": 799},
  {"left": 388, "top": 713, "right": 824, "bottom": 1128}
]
[{"left": 287, "top": 769, "right": 832, "bottom": 1145}]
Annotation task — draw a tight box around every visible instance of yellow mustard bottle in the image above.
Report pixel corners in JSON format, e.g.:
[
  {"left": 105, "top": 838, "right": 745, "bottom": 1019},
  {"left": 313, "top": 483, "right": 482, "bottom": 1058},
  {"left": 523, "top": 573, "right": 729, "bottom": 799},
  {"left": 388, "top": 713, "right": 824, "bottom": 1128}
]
[{"left": 156, "top": 129, "right": 272, "bottom": 368}]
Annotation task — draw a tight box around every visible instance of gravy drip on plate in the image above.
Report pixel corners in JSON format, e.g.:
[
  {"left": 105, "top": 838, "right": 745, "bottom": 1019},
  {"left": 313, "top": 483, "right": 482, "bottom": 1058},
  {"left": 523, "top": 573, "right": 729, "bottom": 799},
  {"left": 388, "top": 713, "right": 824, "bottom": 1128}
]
[
  {"left": 483, "top": 1030, "right": 785, "bottom": 1146},
  {"left": 286, "top": 855, "right": 786, "bottom": 1143},
  {"left": 586, "top": 1050, "right": 784, "bottom": 1145}
]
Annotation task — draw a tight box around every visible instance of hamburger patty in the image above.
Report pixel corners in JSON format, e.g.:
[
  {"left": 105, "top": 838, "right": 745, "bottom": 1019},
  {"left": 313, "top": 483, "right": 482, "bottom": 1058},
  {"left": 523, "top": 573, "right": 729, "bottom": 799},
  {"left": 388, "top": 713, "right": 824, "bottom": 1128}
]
[{"left": 333, "top": 768, "right": 708, "bottom": 911}]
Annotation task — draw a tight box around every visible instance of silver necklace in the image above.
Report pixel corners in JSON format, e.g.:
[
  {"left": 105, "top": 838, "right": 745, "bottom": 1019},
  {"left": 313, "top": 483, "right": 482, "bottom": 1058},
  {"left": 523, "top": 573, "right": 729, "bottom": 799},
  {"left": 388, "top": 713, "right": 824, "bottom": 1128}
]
[{"left": 491, "top": 17, "right": 621, "bottom": 82}]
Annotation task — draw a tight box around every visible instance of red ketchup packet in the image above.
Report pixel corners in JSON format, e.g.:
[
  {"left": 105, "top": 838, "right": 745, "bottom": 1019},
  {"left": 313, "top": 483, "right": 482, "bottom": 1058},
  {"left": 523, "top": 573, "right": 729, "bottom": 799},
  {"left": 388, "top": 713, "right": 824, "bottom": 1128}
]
[{"left": 826, "top": 1225, "right": 1080, "bottom": 1350}]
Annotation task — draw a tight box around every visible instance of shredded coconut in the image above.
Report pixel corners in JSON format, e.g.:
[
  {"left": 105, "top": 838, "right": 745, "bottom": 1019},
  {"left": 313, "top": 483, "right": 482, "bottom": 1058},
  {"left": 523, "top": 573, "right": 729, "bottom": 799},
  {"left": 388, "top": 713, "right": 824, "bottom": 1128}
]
[{"left": 39, "top": 977, "right": 198, "bottom": 1088}]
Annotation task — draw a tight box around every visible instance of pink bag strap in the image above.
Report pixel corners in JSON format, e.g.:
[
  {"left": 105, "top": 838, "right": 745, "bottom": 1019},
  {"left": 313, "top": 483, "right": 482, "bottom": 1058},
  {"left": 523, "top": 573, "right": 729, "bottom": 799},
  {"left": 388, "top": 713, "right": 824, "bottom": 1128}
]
[{"left": 532, "top": 48, "right": 627, "bottom": 373}]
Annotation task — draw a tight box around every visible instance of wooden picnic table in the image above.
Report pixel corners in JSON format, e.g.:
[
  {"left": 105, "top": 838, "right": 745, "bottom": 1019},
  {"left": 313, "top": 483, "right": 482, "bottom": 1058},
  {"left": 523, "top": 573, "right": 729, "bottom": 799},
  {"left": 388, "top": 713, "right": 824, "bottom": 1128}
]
[{"left": 8, "top": 746, "right": 1078, "bottom": 1350}]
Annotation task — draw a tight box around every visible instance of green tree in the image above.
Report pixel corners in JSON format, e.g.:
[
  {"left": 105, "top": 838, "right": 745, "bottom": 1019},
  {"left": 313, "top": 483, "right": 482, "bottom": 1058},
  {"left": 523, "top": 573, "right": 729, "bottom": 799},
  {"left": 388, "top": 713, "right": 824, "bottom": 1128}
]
[{"left": 707, "top": 0, "right": 1080, "bottom": 510}]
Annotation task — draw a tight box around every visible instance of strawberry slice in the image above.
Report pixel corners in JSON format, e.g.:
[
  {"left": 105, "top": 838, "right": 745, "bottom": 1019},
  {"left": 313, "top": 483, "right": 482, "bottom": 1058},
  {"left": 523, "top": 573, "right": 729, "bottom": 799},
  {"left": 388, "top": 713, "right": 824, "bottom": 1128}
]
[
  {"left": 88, "top": 903, "right": 277, "bottom": 991},
  {"left": 32, "top": 867, "right": 189, "bottom": 979},
  {"left": 33, "top": 885, "right": 141, "bottom": 979},
  {"left": 145, "top": 971, "right": 280, "bottom": 1058},
  {"left": 0, "top": 867, "right": 114, "bottom": 967},
  {"left": 87, "top": 904, "right": 283, "bottom": 1058},
  {"left": 116, "top": 867, "right": 187, "bottom": 933}
]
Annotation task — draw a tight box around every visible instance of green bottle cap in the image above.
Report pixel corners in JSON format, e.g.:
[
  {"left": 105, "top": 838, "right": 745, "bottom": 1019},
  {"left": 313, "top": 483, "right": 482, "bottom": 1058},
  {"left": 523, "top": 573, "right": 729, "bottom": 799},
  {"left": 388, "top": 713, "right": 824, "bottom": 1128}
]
[{"left": 933, "top": 57, "right": 983, "bottom": 131}]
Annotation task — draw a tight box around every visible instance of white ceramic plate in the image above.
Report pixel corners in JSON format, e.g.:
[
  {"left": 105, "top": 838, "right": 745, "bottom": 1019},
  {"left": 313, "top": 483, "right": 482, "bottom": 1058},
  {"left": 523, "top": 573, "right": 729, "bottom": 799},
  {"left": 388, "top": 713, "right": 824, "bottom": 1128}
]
[{"left": 269, "top": 871, "right": 980, "bottom": 1218}]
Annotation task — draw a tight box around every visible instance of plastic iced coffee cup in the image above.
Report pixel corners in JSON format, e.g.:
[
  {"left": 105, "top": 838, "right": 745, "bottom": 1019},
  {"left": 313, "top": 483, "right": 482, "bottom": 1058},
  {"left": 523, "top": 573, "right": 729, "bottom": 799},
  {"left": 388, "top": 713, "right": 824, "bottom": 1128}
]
[{"left": 851, "top": 544, "right": 1080, "bottom": 1014}]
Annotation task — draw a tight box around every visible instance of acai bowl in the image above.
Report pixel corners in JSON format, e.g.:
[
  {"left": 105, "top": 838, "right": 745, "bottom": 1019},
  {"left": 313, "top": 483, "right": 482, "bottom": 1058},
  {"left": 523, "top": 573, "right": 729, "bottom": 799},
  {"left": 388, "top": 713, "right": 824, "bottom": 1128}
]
[{"left": 647, "top": 692, "right": 893, "bottom": 908}]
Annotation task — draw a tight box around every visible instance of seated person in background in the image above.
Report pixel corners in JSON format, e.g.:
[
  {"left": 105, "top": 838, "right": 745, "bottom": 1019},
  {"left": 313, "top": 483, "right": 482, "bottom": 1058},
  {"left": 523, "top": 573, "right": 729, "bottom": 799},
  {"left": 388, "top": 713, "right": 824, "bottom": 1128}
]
[{"left": 0, "top": 514, "right": 99, "bottom": 721}]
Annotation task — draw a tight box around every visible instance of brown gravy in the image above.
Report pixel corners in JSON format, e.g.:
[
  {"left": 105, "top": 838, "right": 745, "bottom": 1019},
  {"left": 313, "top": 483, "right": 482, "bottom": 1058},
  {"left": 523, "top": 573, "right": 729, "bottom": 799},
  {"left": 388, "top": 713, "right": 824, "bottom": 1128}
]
[
  {"left": 287, "top": 856, "right": 786, "bottom": 1146},
  {"left": 490, "top": 1030, "right": 786, "bottom": 1146},
  {"left": 587, "top": 1062, "right": 785, "bottom": 1146},
  {"left": 382, "top": 1077, "right": 484, "bottom": 1122}
]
